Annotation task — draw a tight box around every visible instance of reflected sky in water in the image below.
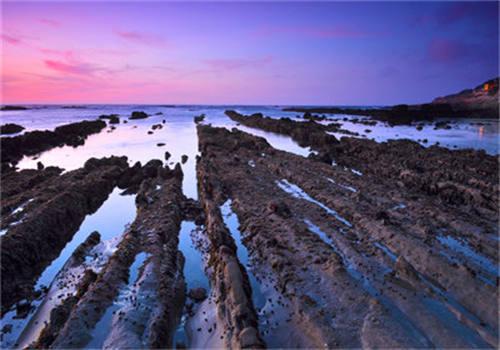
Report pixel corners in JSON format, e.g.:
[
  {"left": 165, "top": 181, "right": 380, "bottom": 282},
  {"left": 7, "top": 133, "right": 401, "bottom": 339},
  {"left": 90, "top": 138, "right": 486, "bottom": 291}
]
[{"left": 2, "top": 105, "right": 497, "bottom": 202}]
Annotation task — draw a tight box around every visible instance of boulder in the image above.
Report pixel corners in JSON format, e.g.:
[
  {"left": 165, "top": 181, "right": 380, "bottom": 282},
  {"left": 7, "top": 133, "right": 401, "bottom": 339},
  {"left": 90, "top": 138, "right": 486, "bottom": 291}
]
[
  {"left": 0, "top": 123, "right": 24, "bottom": 135},
  {"left": 130, "top": 111, "right": 148, "bottom": 120}
]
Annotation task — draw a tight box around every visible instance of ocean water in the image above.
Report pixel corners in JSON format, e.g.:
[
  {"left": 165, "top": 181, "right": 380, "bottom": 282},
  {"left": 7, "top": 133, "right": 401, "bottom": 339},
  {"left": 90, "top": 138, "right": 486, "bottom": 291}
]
[{"left": 1, "top": 105, "right": 497, "bottom": 200}]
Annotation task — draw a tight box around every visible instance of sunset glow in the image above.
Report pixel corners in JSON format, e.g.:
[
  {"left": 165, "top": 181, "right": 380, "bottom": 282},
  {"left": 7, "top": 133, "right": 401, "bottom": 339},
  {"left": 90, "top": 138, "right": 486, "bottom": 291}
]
[{"left": 1, "top": 1, "right": 498, "bottom": 105}]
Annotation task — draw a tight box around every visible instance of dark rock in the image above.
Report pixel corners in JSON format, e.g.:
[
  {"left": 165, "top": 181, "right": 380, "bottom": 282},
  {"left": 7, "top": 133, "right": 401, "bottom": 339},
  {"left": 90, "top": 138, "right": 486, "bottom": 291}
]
[
  {"left": 143, "top": 159, "right": 163, "bottom": 178},
  {"left": 267, "top": 200, "right": 291, "bottom": 218},
  {"left": 1, "top": 119, "right": 106, "bottom": 166},
  {"left": 157, "top": 143, "right": 166, "bottom": 147},
  {"left": 194, "top": 114, "right": 205, "bottom": 124},
  {"left": 1, "top": 123, "right": 24, "bottom": 135},
  {"left": 14, "top": 301, "right": 34, "bottom": 319},
  {"left": 130, "top": 111, "right": 148, "bottom": 120},
  {"left": 165, "top": 152, "right": 171, "bottom": 161},
  {"left": 1, "top": 105, "right": 27, "bottom": 111},
  {"left": 37, "top": 161, "right": 44, "bottom": 170},
  {"left": 181, "top": 155, "right": 188, "bottom": 164},
  {"left": 188, "top": 287, "right": 207, "bottom": 302},
  {"left": 98, "top": 114, "right": 120, "bottom": 124}
]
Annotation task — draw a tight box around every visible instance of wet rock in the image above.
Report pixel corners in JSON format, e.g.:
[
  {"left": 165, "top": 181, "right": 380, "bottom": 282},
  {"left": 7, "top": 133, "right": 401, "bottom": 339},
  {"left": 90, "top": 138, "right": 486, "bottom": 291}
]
[
  {"left": 98, "top": 114, "right": 120, "bottom": 124},
  {"left": 196, "top": 124, "right": 499, "bottom": 348},
  {"left": 37, "top": 161, "right": 44, "bottom": 170},
  {"left": 130, "top": 111, "right": 148, "bottom": 120},
  {"left": 188, "top": 287, "right": 207, "bottom": 302},
  {"left": 1, "top": 119, "right": 106, "bottom": 166},
  {"left": 394, "top": 256, "right": 419, "bottom": 283},
  {"left": 1, "top": 123, "right": 24, "bottom": 135},
  {"left": 1, "top": 324, "right": 12, "bottom": 334},
  {"left": 238, "top": 327, "right": 262, "bottom": 348},
  {"left": 15, "top": 301, "right": 34, "bottom": 319},
  {"left": 164, "top": 152, "right": 171, "bottom": 161},
  {"left": 181, "top": 155, "right": 188, "bottom": 164},
  {"left": 157, "top": 143, "right": 165, "bottom": 147},
  {"left": 434, "top": 121, "right": 452, "bottom": 130},
  {"left": 50, "top": 166, "right": 187, "bottom": 349},
  {"left": 266, "top": 200, "right": 291, "bottom": 218},
  {"left": 1, "top": 105, "right": 27, "bottom": 111},
  {"left": 142, "top": 159, "right": 163, "bottom": 178},
  {"left": 152, "top": 123, "right": 163, "bottom": 130},
  {"left": 194, "top": 114, "right": 205, "bottom": 124},
  {"left": 1, "top": 156, "right": 137, "bottom": 313}
]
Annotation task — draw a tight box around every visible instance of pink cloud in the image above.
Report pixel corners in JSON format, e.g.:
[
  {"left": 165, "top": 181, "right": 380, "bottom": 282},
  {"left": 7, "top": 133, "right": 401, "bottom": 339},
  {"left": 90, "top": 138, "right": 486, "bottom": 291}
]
[
  {"left": 1, "top": 34, "right": 22, "bottom": 45},
  {"left": 39, "top": 48, "right": 74, "bottom": 59},
  {"left": 39, "top": 18, "right": 60, "bottom": 27},
  {"left": 114, "top": 30, "right": 165, "bottom": 46},
  {"left": 255, "top": 25, "right": 371, "bottom": 39},
  {"left": 44, "top": 59, "right": 96, "bottom": 75},
  {"left": 203, "top": 56, "right": 274, "bottom": 71}
]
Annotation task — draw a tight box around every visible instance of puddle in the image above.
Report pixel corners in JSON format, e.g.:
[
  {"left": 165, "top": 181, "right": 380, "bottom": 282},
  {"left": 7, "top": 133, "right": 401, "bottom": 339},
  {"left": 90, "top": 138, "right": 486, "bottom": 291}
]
[
  {"left": 418, "top": 273, "right": 495, "bottom": 346},
  {"left": 0, "top": 188, "right": 136, "bottom": 349},
  {"left": 177, "top": 222, "right": 209, "bottom": 292},
  {"left": 11, "top": 199, "right": 34, "bottom": 215},
  {"left": 221, "top": 200, "right": 266, "bottom": 310},
  {"left": 326, "top": 116, "right": 499, "bottom": 155},
  {"left": 174, "top": 221, "right": 210, "bottom": 347},
  {"left": 326, "top": 177, "right": 357, "bottom": 193},
  {"left": 303, "top": 219, "right": 431, "bottom": 346},
  {"left": 374, "top": 242, "right": 398, "bottom": 261},
  {"left": 86, "top": 252, "right": 150, "bottom": 349},
  {"left": 276, "top": 179, "right": 352, "bottom": 227},
  {"left": 15, "top": 235, "right": 123, "bottom": 349},
  {"left": 437, "top": 235, "right": 498, "bottom": 277},
  {"left": 486, "top": 234, "right": 499, "bottom": 242},
  {"left": 36, "top": 188, "right": 137, "bottom": 290}
]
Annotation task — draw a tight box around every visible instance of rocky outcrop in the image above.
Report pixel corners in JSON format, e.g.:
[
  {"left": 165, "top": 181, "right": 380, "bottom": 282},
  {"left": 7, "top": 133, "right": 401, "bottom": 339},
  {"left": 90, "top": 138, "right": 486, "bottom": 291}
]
[
  {"left": 283, "top": 77, "right": 499, "bottom": 124},
  {"left": 1, "top": 123, "right": 24, "bottom": 135},
  {"left": 0, "top": 119, "right": 106, "bottom": 166},
  {"left": 432, "top": 77, "right": 499, "bottom": 112},
  {"left": 197, "top": 134, "right": 265, "bottom": 348},
  {"left": 194, "top": 114, "right": 205, "bottom": 124},
  {"left": 130, "top": 111, "right": 149, "bottom": 120},
  {"left": 1, "top": 105, "right": 27, "bottom": 111},
  {"left": 99, "top": 114, "right": 120, "bottom": 124},
  {"left": 0, "top": 156, "right": 165, "bottom": 315},
  {"left": 48, "top": 165, "right": 187, "bottom": 349},
  {"left": 226, "top": 110, "right": 339, "bottom": 149},
  {"left": 196, "top": 124, "right": 498, "bottom": 348}
]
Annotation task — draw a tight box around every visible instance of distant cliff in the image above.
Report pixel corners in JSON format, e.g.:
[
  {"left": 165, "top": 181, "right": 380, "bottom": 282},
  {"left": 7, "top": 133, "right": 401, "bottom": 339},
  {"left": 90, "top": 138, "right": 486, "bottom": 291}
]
[{"left": 432, "top": 77, "right": 499, "bottom": 112}]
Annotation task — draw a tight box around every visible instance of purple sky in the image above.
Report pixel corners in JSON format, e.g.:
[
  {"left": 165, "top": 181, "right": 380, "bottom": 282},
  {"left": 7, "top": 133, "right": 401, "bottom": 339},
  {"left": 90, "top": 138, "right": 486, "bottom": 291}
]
[{"left": 2, "top": 1, "right": 498, "bottom": 105}]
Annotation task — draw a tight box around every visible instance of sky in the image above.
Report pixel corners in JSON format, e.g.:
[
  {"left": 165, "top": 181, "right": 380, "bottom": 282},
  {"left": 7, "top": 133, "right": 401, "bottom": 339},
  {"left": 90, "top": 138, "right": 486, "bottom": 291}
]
[{"left": 1, "top": 1, "right": 498, "bottom": 105}]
